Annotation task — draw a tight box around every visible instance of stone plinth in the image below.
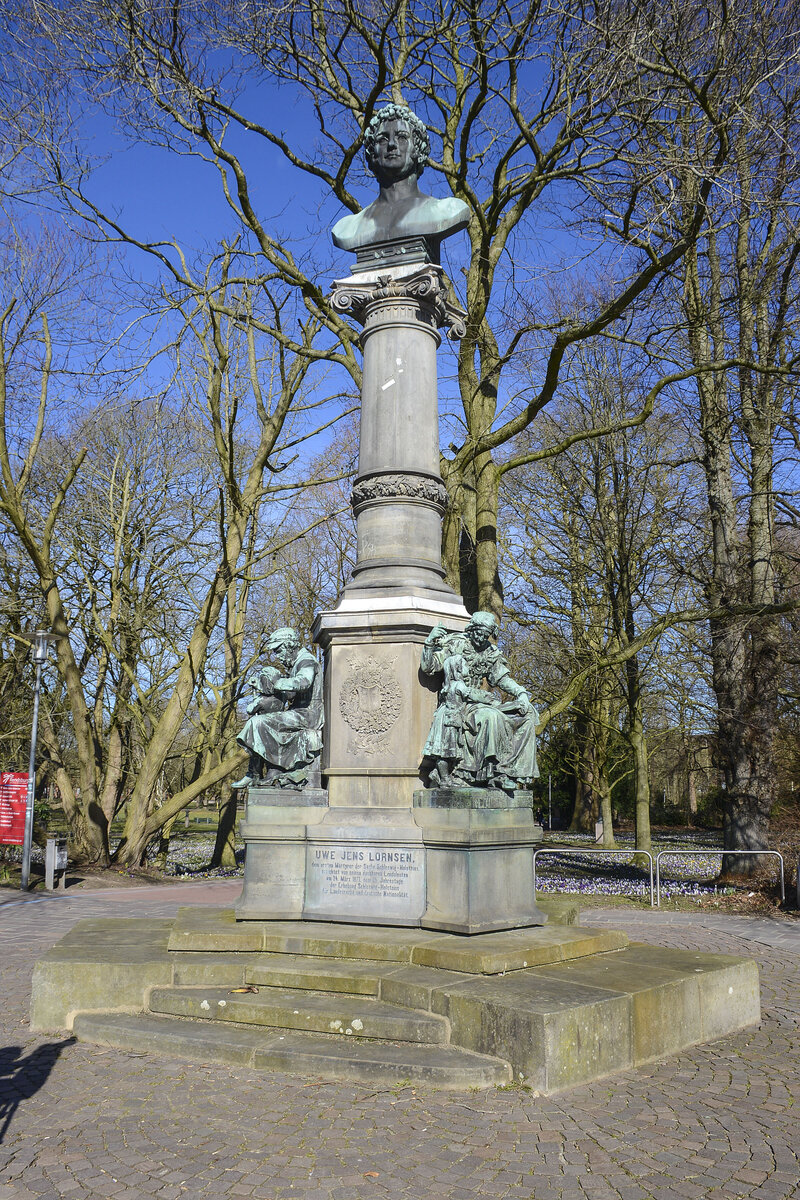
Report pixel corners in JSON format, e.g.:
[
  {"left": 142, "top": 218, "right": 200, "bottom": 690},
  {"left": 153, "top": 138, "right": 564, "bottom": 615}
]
[
  {"left": 235, "top": 779, "right": 429, "bottom": 926},
  {"left": 235, "top": 788, "right": 328, "bottom": 920},
  {"left": 413, "top": 788, "right": 547, "bottom": 934},
  {"left": 236, "top": 778, "right": 547, "bottom": 931},
  {"left": 312, "top": 596, "right": 467, "bottom": 812}
]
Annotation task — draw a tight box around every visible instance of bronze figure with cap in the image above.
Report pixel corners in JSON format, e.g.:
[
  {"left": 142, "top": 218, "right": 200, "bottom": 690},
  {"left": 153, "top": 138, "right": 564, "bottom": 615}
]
[{"left": 232, "top": 628, "right": 323, "bottom": 790}]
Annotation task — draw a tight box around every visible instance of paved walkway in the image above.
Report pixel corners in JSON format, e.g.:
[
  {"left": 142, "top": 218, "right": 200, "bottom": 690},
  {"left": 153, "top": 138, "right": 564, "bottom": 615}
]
[
  {"left": 0, "top": 886, "right": 798, "bottom": 1200},
  {"left": 0, "top": 881, "right": 244, "bottom": 947},
  {"left": 584, "top": 908, "right": 800, "bottom": 953}
]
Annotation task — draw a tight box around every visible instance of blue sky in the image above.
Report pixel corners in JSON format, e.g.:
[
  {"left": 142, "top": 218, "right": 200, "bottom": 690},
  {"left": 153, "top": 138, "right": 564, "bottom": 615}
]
[{"left": 71, "top": 90, "right": 475, "bottom": 458}]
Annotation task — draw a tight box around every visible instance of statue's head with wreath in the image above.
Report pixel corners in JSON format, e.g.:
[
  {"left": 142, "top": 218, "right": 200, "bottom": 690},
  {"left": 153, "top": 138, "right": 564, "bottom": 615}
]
[{"left": 363, "top": 103, "right": 430, "bottom": 184}]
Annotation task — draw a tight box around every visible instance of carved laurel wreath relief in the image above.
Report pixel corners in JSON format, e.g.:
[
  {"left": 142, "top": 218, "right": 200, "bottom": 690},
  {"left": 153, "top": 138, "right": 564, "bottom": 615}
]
[{"left": 350, "top": 473, "right": 449, "bottom": 511}]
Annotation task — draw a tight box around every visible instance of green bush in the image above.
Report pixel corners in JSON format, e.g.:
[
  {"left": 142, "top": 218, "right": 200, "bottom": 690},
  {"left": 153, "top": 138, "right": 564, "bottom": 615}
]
[{"left": 34, "top": 796, "right": 52, "bottom": 827}]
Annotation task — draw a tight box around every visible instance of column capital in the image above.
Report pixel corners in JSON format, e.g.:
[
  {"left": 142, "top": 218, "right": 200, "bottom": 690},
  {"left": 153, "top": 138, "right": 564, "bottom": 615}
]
[{"left": 331, "top": 264, "right": 467, "bottom": 341}]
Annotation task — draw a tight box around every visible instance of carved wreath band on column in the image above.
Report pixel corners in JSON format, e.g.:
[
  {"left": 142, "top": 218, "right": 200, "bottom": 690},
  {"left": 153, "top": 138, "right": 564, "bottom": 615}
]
[
  {"left": 330, "top": 265, "right": 467, "bottom": 341},
  {"left": 350, "top": 471, "right": 450, "bottom": 515}
]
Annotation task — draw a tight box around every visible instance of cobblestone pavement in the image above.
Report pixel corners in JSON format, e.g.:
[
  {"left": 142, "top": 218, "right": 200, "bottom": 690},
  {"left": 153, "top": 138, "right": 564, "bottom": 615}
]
[{"left": 1, "top": 886, "right": 798, "bottom": 1200}]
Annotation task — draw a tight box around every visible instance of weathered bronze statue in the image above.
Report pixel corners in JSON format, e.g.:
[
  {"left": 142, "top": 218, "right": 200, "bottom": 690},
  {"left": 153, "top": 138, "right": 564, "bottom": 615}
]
[
  {"left": 232, "top": 628, "right": 323, "bottom": 790},
  {"left": 332, "top": 102, "right": 470, "bottom": 258},
  {"left": 420, "top": 612, "right": 539, "bottom": 791}
]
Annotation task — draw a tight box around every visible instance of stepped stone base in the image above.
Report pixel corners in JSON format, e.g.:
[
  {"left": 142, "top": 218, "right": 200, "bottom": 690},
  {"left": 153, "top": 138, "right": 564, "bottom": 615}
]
[
  {"left": 30, "top": 903, "right": 761, "bottom": 1093},
  {"left": 72, "top": 1012, "right": 510, "bottom": 1088}
]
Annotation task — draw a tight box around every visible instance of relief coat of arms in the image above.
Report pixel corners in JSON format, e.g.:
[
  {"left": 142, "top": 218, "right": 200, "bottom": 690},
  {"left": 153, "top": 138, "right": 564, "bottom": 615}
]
[{"left": 338, "top": 654, "right": 402, "bottom": 755}]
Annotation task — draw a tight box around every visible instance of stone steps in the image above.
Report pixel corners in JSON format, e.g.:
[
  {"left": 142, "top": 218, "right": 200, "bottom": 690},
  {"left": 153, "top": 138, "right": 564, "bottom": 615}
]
[
  {"left": 34, "top": 913, "right": 762, "bottom": 1093},
  {"left": 244, "top": 953, "right": 385, "bottom": 995},
  {"left": 167, "top": 907, "right": 625, "bottom": 973},
  {"left": 71, "top": 1011, "right": 512, "bottom": 1088},
  {"left": 148, "top": 984, "right": 451, "bottom": 1044}
]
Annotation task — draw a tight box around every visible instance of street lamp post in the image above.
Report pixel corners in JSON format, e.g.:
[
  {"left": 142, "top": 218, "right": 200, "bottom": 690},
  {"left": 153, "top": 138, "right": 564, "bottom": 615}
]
[{"left": 21, "top": 630, "right": 56, "bottom": 891}]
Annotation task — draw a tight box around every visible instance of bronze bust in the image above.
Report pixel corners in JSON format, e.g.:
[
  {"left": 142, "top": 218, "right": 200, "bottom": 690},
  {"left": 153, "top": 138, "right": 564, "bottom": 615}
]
[{"left": 332, "top": 103, "right": 470, "bottom": 258}]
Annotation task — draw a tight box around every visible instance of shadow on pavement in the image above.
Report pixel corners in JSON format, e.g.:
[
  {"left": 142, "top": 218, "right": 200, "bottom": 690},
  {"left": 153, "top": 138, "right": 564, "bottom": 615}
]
[{"left": 0, "top": 1039, "right": 76, "bottom": 1144}]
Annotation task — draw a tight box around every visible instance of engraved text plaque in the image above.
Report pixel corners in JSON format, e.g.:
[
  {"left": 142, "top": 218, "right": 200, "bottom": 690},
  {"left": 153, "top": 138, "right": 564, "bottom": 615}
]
[{"left": 304, "top": 843, "right": 426, "bottom": 921}]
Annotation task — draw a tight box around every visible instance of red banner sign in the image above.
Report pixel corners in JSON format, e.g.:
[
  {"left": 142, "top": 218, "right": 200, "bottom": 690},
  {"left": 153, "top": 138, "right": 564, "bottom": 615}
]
[{"left": 0, "top": 772, "right": 29, "bottom": 846}]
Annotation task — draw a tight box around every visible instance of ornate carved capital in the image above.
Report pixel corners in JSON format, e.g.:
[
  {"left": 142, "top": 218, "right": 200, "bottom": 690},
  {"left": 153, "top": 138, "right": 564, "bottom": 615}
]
[
  {"left": 350, "top": 471, "right": 450, "bottom": 514},
  {"left": 330, "top": 265, "right": 467, "bottom": 341}
]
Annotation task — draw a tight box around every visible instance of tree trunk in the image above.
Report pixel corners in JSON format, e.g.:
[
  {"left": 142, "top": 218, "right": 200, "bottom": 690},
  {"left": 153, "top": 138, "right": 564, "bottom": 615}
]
[
  {"left": 570, "top": 776, "right": 599, "bottom": 834},
  {"left": 473, "top": 452, "right": 503, "bottom": 618},
  {"left": 569, "top": 703, "right": 601, "bottom": 834},
  {"left": 440, "top": 457, "right": 478, "bottom": 610},
  {"left": 716, "top": 616, "right": 778, "bottom": 879},
  {"left": 598, "top": 774, "right": 616, "bottom": 849},
  {"left": 680, "top": 120, "right": 787, "bottom": 882},
  {"left": 210, "top": 787, "right": 238, "bottom": 869},
  {"left": 628, "top": 713, "right": 652, "bottom": 856},
  {"left": 154, "top": 811, "right": 179, "bottom": 872}
]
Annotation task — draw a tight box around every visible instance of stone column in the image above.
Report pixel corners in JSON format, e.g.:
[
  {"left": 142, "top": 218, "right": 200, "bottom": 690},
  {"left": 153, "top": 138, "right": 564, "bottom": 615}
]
[
  {"left": 237, "top": 254, "right": 470, "bottom": 927},
  {"left": 314, "top": 260, "right": 469, "bottom": 825},
  {"left": 330, "top": 262, "right": 465, "bottom": 600}
]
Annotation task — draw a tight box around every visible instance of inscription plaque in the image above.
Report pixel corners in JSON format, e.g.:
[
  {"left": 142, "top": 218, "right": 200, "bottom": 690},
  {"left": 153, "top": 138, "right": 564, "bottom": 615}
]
[{"left": 305, "top": 843, "right": 425, "bottom": 920}]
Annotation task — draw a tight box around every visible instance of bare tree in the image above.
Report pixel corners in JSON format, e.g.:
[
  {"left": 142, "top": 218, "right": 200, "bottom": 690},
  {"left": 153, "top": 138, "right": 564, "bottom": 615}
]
[
  {"left": 503, "top": 341, "right": 704, "bottom": 852},
  {"left": 12, "top": 0, "right": 761, "bottom": 619},
  {"left": 668, "top": 23, "right": 800, "bottom": 876},
  {"left": 0, "top": 248, "right": 349, "bottom": 864}
]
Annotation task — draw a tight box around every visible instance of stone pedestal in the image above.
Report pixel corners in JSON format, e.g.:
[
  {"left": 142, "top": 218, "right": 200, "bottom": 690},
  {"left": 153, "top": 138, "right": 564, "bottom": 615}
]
[
  {"left": 413, "top": 789, "right": 547, "bottom": 933},
  {"left": 234, "top": 778, "right": 426, "bottom": 926},
  {"left": 313, "top": 596, "right": 468, "bottom": 811},
  {"left": 302, "top": 595, "right": 469, "bottom": 927},
  {"left": 235, "top": 789, "right": 328, "bottom": 920},
  {"left": 236, "top": 782, "right": 546, "bottom": 931}
]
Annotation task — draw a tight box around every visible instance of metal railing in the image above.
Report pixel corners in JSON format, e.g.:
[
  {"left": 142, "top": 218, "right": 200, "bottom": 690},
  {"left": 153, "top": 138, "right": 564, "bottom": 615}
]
[
  {"left": 655, "top": 848, "right": 785, "bottom": 907},
  {"left": 532, "top": 846, "right": 655, "bottom": 907},
  {"left": 532, "top": 844, "right": 789, "bottom": 909}
]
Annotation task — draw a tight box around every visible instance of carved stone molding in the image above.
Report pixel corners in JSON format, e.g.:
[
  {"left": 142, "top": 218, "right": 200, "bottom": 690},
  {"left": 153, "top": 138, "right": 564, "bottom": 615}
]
[
  {"left": 331, "top": 265, "right": 467, "bottom": 341},
  {"left": 350, "top": 472, "right": 449, "bottom": 513}
]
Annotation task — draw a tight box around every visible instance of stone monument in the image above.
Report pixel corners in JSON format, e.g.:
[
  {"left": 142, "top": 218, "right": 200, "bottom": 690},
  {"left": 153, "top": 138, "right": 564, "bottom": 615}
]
[
  {"left": 29, "top": 104, "right": 762, "bottom": 1097},
  {"left": 236, "top": 103, "right": 545, "bottom": 931}
]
